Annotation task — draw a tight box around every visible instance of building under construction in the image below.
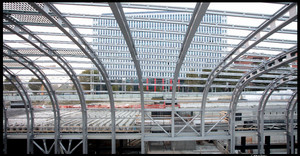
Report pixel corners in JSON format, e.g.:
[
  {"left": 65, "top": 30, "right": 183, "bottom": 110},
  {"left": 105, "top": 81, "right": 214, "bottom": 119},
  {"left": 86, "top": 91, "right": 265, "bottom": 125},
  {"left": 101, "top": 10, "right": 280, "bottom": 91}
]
[{"left": 3, "top": 2, "right": 298, "bottom": 154}]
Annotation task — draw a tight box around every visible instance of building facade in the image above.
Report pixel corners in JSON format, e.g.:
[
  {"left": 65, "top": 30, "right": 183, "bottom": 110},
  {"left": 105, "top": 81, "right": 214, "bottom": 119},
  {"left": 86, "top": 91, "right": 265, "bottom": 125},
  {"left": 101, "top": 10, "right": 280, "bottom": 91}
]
[{"left": 93, "top": 11, "right": 227, "bottom": 80}]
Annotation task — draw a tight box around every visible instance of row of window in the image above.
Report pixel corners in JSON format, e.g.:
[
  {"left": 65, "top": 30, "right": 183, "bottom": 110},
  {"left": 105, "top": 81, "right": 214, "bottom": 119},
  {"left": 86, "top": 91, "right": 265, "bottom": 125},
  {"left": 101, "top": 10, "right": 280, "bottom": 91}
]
[
  {"left": 97, "top": 50, "right": 222, "bottom": 60},
  {"left": 95, "top": 21, "right": 225, "bottom": 35},
  {"left": 106, "top": 63, "right": 216, "bottom": 79},
  {"left": 97, "top": 44, "right": 225, "bottom": 51},
  {"left": 95, "top": 13, "right": 226, "bottom": 26},
  {"left": 103, "top": 60, "right": 218, "bottom": 71}
]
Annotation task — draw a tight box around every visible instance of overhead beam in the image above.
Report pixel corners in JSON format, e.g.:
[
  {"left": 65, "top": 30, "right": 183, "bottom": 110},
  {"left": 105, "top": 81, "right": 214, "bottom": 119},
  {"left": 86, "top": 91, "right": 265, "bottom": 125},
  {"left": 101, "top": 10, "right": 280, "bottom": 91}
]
[
  {"left": 170, "top": 2, "right": 210, "bottom": 137},
  {"left": 108, "top": 2, "right": 145, "bottom": 154}
]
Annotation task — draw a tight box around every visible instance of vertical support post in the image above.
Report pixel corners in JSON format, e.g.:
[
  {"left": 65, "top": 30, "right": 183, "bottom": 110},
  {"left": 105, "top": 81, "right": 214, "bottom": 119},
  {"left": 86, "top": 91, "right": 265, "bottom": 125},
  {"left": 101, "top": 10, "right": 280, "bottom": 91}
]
[
  {"left": 265, "top": 136, "right": 270, "bottom": 154},
  {"left": 241, "top": 136, "right": 246, "bottom": 153}
]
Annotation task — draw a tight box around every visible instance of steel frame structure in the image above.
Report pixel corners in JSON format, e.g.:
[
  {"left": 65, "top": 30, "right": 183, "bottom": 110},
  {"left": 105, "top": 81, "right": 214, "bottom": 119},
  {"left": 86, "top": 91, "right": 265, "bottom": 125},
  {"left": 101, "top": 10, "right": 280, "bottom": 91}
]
[
  {"left": 3, "top": 13, "right": 88, "bottom": 154},
  {"left": 3, "top": 66, "right": 34, "bottom": 154},
  {"left": 228, "top": 47, "right": 298, "bottom": 153},
  {"left": 3, "top": 44, "right": 61, "bottom": 154},
  {"left": 286, "top": 90, "right": 297, "bottom": 154},
  {"left": 3, "top": 2, "right": 298, "bottom": 154},
  {"left": 257, "top": 73, "right": 297, "bottom": 154},
  {"left": 28, "top": 2, "right": 117, "bottom": 153},
  {"left": 201, "top": 2, "right": 297, "bottom": 138}
]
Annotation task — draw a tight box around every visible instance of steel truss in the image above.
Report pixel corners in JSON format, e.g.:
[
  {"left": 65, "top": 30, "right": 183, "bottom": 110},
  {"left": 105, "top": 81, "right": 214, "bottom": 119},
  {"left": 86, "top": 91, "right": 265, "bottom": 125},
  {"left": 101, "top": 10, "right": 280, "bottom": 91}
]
[
  {"left": 3, "top": 13, "right": 88, "bottom": 154},
  {"left": 257, "top": 73, "right": 297, "bottom": 154},
  {"left": 3, "top": 44, "right": 61, "bottom": 154},
  {"left": 2, "top": 2, "right": 298, "bottom": 154},
  {"left": 27, "top": 2, "right": 117, "bottom": 153},
  {"left": 201, "top": 2, "right": 297, "bottom": 139},
  {"left": 228, "top": 47, "right": 298, "bottom": 153},
  {"left": 3, "top": 66, "right": 34, "bottom": 154}
]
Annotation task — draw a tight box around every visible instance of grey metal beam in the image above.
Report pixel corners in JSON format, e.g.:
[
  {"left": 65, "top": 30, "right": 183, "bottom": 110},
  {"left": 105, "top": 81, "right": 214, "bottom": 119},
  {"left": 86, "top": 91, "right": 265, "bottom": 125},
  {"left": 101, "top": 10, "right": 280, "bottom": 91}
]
[
  {"left": 3, "top": 44, "right": 61, "bottom": 154},
  {"left": 228, "top": 47, "right": 298, "bottom": 153},
  {"left": 3, "top": 66, "right": 34, "bottom": 154},
  {"left": 170, "top": 2, "right": 209, "bottom": 138},
  {"left": 201, "top": 2, "right": 297, "bottom": 139},
  {"left": 286, "top": 90, "right": 297, "bottom": 154},
  {"left": 108, "top": 2, "right": 145, "bottom": 154},
  {"left": 257, "top": 74, "right": 297, "bottom": 154},
  {"left": 2, "top": 13, "right": 88, "bottom": 154},
  {"left": 28, "top": 2, "right": 116, "bottom": 153}
]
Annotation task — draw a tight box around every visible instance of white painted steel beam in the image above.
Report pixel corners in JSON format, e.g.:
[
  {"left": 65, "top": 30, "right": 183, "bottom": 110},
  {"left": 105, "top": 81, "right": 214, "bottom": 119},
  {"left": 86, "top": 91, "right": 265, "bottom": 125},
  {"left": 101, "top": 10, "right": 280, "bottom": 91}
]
[
  {"left": 108, "top": 3, "right": 146, "bottom": 153},
  {"left": 171, "top": 2, "right": 209, "bottom": 138}
]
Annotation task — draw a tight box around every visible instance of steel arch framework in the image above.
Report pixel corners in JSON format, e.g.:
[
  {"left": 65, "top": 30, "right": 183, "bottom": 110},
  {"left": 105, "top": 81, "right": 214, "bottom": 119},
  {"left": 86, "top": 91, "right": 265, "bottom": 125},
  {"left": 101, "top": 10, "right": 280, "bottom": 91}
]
[
  {"left": 2, "top": 2, "right": 298, "bottom": 154},
  {"left": 3, "top": 13, "right": 88, "bottom": 154},
  {"left": 3, "top": 66, "right": 34, "bottom": 154},
  {"left": 257, "top": 73, "right": 297, "bottom": 154},
  {"left": 228, "top": 47, "right": 298, "bottom": 153}
]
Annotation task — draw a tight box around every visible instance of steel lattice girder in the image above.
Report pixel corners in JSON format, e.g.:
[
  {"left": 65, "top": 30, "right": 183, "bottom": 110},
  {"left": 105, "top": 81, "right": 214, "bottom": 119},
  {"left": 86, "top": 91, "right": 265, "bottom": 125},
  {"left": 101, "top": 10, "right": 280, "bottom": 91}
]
[
  {"left": 3, "top": 13, "right": 88, "bottom": 154},
  {"left": 228, "top": 47, "right": 298, "bottom": 153},
  {"left": 257, "top": 73, "right": 297, "bottom": 154},
  {"left": 3, "top": 65, "right": 34, "bottom": 154},
  {"left": 3, "top": 43, "right": 61, "bottom": 154},
  {"left": 108, "top": 3, "right": 146, "bottom": 153},
  {"left": 201, "top": 3, "right": 297, "bottom": 139}
]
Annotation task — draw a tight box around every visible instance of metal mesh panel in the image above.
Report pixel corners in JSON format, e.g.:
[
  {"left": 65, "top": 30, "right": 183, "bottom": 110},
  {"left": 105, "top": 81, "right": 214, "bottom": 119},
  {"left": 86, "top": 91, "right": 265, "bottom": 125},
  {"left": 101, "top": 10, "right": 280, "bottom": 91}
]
[{"left": 3, "top": 2, "right": 37, "bottom": 12}]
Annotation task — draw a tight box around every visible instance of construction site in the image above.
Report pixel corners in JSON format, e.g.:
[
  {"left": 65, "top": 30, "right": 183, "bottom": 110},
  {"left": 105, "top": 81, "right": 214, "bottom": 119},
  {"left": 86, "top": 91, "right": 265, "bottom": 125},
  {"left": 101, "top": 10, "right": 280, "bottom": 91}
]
[{"left": 3, "top": 2, "right": 298, "bottom": 154}]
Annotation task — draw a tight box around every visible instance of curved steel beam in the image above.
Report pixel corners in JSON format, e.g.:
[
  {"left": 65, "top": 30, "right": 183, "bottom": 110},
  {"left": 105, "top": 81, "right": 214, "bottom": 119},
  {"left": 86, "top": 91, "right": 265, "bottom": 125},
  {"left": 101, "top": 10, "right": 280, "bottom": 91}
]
[
  {"left": 108, "top": 2, "right": 145, "bottom": 153},
  {"left": 3, "top": 13, "right": 88, "bottom": 154},
  {"left": 3, "top": 66, "right": 34, "bottom": 154},
  {"left": 201, "top": 3, "right": 297, "bottom": 137},
  {"left": 3, "top": 43, "right": 61, "bottom": 154},
  {"left": 257, "top": 74, "right": 297, "bottom": 154},
  {"left": 227, "top": 47, "right": 298, "bottom": 153},
  {"left": 286, "top": 90, "right": 297, "bottom": 154},
  {"left": 28, "top": 2, "right": 117, "bottom": 153},
  {"left": 170, "top": 2, "right": 209, "bottom": 137}
]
